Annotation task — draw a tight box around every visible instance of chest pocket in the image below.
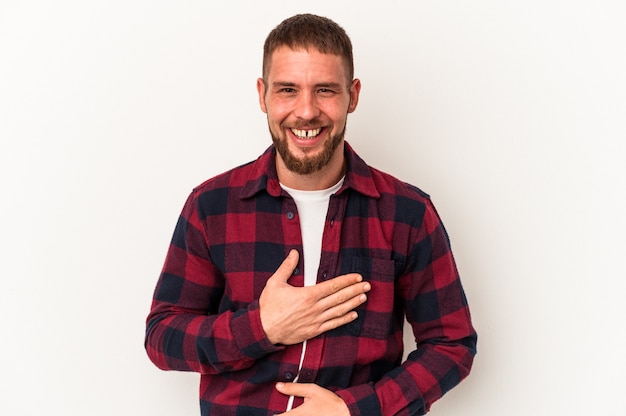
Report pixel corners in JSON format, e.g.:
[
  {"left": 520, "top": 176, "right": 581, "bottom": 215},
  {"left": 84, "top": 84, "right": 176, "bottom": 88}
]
[{"left": 347, "top": 256, "right": 397, "bottom": 339}]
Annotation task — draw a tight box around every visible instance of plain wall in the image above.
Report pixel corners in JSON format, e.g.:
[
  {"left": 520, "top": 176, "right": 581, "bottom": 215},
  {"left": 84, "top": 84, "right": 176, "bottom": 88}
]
[{"left": 1, "top": 1, "right": 624, "bottom": 414}]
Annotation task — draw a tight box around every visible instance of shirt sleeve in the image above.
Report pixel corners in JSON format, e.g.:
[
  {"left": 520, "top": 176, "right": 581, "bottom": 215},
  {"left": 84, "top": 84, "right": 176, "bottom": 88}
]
[
  {"left": 336, "top": 198, "right": 477, "bottom": 415},
  {"left": 144, "top": 191, "right": 283, "bottom": 374}
]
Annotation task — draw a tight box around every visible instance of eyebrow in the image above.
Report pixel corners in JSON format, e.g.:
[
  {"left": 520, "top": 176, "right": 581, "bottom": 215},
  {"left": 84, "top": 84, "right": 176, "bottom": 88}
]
[
  {"left": 271, "top": 81, "right": 345, "bottom": 90},
  {"left": 271, "top": 82, "right": 297, "bottom": 88}
]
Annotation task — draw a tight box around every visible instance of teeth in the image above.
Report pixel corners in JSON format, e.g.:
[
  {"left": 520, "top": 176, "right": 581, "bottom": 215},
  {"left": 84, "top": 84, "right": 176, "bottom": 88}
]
[{"left": 291, "top": 128, "right": 321, "bottom": 139}]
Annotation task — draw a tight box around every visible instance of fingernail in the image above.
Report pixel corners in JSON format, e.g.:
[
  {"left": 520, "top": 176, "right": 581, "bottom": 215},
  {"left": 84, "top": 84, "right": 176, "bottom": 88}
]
[{"left": 276, "top": 382, "right": 285, "bottom": 388}]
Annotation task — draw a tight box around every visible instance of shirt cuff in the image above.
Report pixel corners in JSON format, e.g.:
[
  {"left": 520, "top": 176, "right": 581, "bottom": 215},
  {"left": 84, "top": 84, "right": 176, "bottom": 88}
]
[
  {"left": 230, "top": 300, "right": 284, "bottom": 359},
  {"left": 335, "top": 383, "right": 382, "bottom": 416}
]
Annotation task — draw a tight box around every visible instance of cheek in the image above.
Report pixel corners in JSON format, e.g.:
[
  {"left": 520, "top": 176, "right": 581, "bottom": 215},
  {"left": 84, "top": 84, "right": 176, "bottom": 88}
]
[
  {"left": 325, "top": 100, "right": 350, "bottom": 119},
  {"left": 329, "top": 109, "right": 349, "bottom": 128},
  {"left": 266, "top": 103, "right": 290, "bottom": 123}
]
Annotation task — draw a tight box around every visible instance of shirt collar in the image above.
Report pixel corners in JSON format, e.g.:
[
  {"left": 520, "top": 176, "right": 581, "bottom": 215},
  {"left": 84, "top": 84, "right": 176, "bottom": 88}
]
[{"left": 239, "top": 141, "right": 380, "bottom": 200}]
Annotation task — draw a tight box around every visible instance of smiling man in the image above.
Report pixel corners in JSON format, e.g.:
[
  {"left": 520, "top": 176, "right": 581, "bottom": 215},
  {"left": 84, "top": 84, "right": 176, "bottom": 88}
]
[
  {"left": 258, "top": 45, "right": 359, "bottom": 189},
  {"left": 145, "top": 14, "right": 477, "bottom": 416}
]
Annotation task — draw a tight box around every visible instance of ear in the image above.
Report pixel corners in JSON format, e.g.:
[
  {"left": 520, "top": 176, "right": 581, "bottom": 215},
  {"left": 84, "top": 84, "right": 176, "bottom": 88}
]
[
  {"left": 347, "top": 78, "right": 361, "bottom": 113},
  {"left": 257, "top": 78, "right": 268, "bottom": 113}
]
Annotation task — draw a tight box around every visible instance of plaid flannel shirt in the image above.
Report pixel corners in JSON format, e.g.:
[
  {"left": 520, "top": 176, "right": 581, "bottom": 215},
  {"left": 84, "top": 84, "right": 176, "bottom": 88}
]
[{"left": 145, "top": 142, "right": 477, "bottom": 415}]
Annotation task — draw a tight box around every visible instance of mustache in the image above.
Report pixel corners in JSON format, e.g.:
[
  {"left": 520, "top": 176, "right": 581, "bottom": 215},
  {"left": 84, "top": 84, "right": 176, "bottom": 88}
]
[{"left": 284, "top": 119, "right": 325, "bottom": 129}]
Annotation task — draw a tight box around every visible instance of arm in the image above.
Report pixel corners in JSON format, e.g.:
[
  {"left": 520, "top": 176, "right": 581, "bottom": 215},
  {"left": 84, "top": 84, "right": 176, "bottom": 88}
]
[
  {"left": 144, "top": 192, "right": 282, "bottom": 374},
  {"left": 145, "top": 192, "right": 372, "bottom": 375},
  {"left": 336, "top": 199, "right": 477, "bottom": 415}
]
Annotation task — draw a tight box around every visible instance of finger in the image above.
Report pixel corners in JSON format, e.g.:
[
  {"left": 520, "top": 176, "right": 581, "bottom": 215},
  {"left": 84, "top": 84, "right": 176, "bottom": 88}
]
[
  {"left": 317, "top": 308, "right": 360, "bottom": 333},
  {"left": 317, "top": 280, "right": 370, "bottom": 313},
  {"left": 315, "top": 286, "right": 370, "bottom": 332},
  {"left": 270, "top": 250, "right": 300, "bottom": 284},
  {"left": 321, "top": 289, "right": 368, "bottom": 319},
  {"left": 314, "top": 273, "right": 365, "bottom": 298},
  {"left": 275, "top": 382, "right": 318, "bottom": 398}
]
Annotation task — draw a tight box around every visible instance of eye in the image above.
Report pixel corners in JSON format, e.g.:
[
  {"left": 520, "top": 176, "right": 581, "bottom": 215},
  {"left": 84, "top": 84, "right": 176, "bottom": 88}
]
[
  {"left": 317, "top": 88, "right": 336, "bottom": 96},
  {"left": 279, "top": 87, "right": 296, "bottom": 94}
]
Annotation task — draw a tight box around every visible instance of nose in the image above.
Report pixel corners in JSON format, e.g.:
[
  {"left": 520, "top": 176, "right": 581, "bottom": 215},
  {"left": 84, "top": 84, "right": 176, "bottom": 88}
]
[{"left": 294, "top": 91, "right": 321, "bottom": 120}]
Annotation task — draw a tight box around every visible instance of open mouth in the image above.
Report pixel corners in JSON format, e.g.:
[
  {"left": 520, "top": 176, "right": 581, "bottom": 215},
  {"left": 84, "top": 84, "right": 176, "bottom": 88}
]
[{"left": 290, "top": 127, "right": 322, "bottom": 139}]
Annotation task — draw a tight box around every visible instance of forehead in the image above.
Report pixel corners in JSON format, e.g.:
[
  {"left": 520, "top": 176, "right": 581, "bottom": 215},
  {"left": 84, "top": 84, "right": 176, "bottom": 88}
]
[{"left": 266, "top": 46, "right": 349, "bottom": 83}]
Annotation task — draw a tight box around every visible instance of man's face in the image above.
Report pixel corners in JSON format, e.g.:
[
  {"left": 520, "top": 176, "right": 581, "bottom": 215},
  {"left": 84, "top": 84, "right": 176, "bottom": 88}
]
[{"left": 257, "top": 46, "right": 360, "bottom": 176}]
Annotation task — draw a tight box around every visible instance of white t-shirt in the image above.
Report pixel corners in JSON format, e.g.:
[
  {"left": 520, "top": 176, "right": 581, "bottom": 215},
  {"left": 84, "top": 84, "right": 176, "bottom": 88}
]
[{"left": 280, "top": 178, "right": 344, "bottom": 286}]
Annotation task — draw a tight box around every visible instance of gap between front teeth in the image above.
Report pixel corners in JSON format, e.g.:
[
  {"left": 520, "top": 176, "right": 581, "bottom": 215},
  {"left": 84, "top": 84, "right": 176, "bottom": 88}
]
[{"left": 291, "top": 128, "right": 321, "bottom": 138}]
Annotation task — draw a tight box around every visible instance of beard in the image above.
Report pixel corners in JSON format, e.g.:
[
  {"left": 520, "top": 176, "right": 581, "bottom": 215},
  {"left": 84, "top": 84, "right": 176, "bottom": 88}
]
[{"left": 270, "top": 123, "right": 346, "bottom": 175}]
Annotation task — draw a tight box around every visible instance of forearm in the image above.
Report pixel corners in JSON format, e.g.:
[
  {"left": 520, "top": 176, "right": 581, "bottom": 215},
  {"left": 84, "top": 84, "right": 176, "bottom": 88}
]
[
  {"left": 144, "top": 190, "right": 285, "bottom": 373},
  {"left": 336, "top": 332, "right": 476, "bottom": 416},
  {"left": 145, "top": 299, "right": 282, "bottom": 374}
]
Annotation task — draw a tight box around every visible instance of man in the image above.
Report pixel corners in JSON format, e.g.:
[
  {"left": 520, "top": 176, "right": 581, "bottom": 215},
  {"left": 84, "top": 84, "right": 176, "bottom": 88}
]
[{"left": 145, "top": 13, "right": 477, "bottom": 416}]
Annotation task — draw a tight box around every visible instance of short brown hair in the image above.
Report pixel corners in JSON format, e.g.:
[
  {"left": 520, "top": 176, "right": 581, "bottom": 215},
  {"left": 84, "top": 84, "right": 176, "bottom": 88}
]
[{"left": 262, "top": 14, "right": 354, "bottom": 83}]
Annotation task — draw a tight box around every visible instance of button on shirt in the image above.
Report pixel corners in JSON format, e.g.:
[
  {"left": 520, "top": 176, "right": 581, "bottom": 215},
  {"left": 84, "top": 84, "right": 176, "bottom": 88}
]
[
  {"left": 145, "top": 142, "right": 477, "bottom": 416},
  {"left": 280, "top": 178, "right": 344, "bottom": 412}
]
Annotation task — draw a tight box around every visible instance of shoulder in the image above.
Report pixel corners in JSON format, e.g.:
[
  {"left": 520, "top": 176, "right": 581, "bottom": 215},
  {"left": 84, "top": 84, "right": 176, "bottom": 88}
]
[
  {"left": 191, "top": 160, "right": 256, "bottom": 195},
  {"left": 359, "top": 164, "right": 441, "bottom": 230},
  {"left": 176, "top": 160, "right": 260, "bottom": 222},
  {"left": 345, "top": 143, "right": 430, "bottom": 204},
  {"left": 367, "top": 164, "right": 431, "bottom": 202},
  {"left": 190, "top": 146, "right": 275, "bottom": 201}
]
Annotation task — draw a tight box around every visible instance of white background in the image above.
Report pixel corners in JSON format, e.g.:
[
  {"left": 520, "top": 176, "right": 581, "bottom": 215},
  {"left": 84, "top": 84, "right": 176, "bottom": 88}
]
[{"left": 1, "top": 1, "right": 625, "bottom": 415}]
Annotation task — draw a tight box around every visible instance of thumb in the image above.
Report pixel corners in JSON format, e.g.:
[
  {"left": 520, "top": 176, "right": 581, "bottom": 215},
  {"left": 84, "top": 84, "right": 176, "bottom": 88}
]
[
  {"left": 275, "top": 381, "right": 314, "bottom": 398},
  {"left": 270, "top": 250, "right": 299, "bottom": 284}
]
